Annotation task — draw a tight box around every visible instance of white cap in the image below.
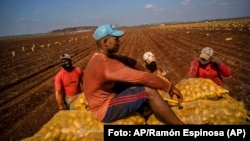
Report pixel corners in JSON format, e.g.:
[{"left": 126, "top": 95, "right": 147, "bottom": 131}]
[
  {"left": 143, "top": 52, "right": 156, "bottom": 64},
  {"left": 60, "top": 53, "right": 71, "bottom": 60}
]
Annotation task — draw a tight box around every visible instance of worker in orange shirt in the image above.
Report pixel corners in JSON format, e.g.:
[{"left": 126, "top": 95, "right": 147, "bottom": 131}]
[{"left": 83, "top": 24, "right": 184, "bottom": 124}]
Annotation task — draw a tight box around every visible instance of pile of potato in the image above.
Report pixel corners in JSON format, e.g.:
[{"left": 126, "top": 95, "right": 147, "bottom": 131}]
[
  {"left": 158, "top": 78, "right": 229, "bottom": 106},
  {"left": 148, "top": 78, "right": 249, "bottom": 125},
  {"left": 73, "top": 93, "right": 89, "bottom": 111},
  {"left": 21, "top": 110, "right": 104, "bottom": 141},
  {"left": 147, "top": 94, "right": 248, "bottom": 125},
  {"left": 175, "top": 78, "right": 229, "bottom": 101},
  {"left": 22, "top": 78, "right": 249, "bottom": 140},
  {"left": 176, "top": 94, "right": 247, "bottom": 124},
  {"left": 21, "top": 92, "right": 146, "bottom": 141}
]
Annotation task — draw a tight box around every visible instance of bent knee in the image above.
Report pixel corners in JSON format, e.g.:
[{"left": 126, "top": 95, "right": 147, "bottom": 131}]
[
  {"left": 144, "top": 87, "right": 159, "bottom": 98},
  {"left": 145, "top": 86, "right": 154, "bottom": 93}
]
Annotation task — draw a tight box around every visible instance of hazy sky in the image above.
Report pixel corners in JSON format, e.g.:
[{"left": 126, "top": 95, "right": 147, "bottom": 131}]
[{"left": 0, "top": 0, "right": 250, "bottom": 37}]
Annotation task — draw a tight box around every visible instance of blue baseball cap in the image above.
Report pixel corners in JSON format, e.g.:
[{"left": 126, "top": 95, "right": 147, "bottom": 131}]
[{"left": 93, "top": 24, "right": 125, "bottom": 41}]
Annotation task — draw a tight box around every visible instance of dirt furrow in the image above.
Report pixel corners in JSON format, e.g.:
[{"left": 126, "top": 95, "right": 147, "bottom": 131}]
[{"left": 0, "top": 38, "right": 94, "bottom": 140}]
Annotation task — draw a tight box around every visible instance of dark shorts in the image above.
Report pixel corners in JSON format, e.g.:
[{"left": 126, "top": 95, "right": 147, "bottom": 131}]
[{"left": 102, "top": 83, "right": 148, "bottom": 122}]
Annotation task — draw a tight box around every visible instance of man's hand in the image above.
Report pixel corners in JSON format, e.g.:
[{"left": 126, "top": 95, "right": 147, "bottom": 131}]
[
  {"left": 169, "top": 86, "right": 183, "bottom": 104},
  {"left": 211, "top": 56, "right": 222, "bottom": 66},
  {"left": 58, "top": 105, "right": 66, "bottom": 110}
]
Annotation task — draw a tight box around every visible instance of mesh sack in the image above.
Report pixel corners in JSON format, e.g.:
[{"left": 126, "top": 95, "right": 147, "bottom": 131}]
[
  {"left": 158, "top": 78, "right": 229, "bottom": 106},
  {"left": 21, "top": 110, "right": 103, "bottom": 141},
  {"left": 73, "top": 93, "right": 89, "bottom": 112},
  {"left": 147, "top": 95, "right": 249, "bottom": 125}
]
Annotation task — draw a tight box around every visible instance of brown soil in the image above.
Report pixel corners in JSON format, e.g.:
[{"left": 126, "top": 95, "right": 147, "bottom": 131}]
[{"left": 0, "top": 18, "right": 250, "bottom": 141}]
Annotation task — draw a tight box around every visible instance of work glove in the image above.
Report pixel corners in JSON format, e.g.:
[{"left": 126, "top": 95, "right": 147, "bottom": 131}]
[{"left": 211, "top": 56, "right": 222, "bottom": 66}]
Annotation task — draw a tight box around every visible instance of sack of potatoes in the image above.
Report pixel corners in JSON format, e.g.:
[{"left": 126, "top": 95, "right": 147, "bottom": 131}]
[
  {"left": 147, "top": 94, "right": 248, "bottom": 125},
  {"left": 158, "top": 78, "right": 229, "bottom": 106},
  {"left": 73, "top": 93, "right": 90, "bottom": 111},
  {"left": 21, "top": 110, "right": 104, "bottom": 141}
]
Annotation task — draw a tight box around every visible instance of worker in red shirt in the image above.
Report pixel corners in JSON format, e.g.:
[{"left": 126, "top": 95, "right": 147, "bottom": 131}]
[
  {"left": 83, "top": 24, "right": 184, "bottom": 124},
  {"left": 187, "top": 47, "right": 231, "bottom": 87},
  {"left": 55, "top": 53, "right": 83, "bottom": 110}
]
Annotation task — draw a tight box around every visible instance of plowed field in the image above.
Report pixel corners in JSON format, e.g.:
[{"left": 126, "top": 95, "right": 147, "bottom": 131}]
[{"left": 0, "top": 18, "right": 250, "bottom": 141}]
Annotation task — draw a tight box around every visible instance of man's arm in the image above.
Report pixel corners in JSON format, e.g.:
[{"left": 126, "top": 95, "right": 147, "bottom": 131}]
[
  {"left": 112, "top": 54, "right": 147, "bottom": 71},
  {"left": 134, "top": 61, "right": 147, "bottom": 71},
  {"left": 55, "top": 90, "right": 65, "bottom": 110},
  {"left": 219, "top": 64, "right": 231, "bottom": 77},
  {"left": 80, "top": 69, "right": 84, "bottom": 92},
  {"left": 187, "top": 59, "right": 199, "bottom": 78},
  {"left": 211, "top": 56, "right": 231, "bottom": 77}
]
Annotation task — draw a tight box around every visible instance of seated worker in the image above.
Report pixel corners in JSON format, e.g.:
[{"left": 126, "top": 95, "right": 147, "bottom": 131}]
[
  {"left": 83, "top": 24, "right": 184, "bottom": 124},
  {"left": 55, "top": 53, "right": 83, "bottom": 110},
  {"left": 143, "top": 51, "right": 168, "bottom": 77},
  {"left": 187, "top": 47, "right": 231, "bottom": 87}
]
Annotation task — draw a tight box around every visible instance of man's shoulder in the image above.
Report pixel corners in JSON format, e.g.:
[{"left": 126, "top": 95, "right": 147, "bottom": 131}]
[
  {"left": 56, "top": 69, "right": 64, "bottom": 74},
  {"left": 74, "top": 67, "right": 83, "bottom": 74},
  {"left": 191, "top": 58, "right": 200, "bottom": 64},
  {"left": 193, "top": 58, "right": 200, "bottom": 61},
  {"left": 74, "top": 66, "right": 82, "bottom": 71},
  {"left": 111, "top": 54, "right": 136, "bottom": 64},
  {"left": 55, "top": 69, "right": 64, "bottom": 79},
  {"left": 111, "top": 54, "right": 130, "bottom": 59}
]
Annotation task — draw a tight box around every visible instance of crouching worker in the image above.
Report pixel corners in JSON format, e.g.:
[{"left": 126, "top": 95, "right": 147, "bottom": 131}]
[
  {"left": 143, "top": 51, "right": 168, "bottom": 77},
  {"left": 55, "top": 53, "right": 83, "bottom": 110},
  {"left": 187, "top": 47, "right": 231, "bottom": 87},
  {"left": 83, "top": 24, "right": 184, "bottom": 124}
]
